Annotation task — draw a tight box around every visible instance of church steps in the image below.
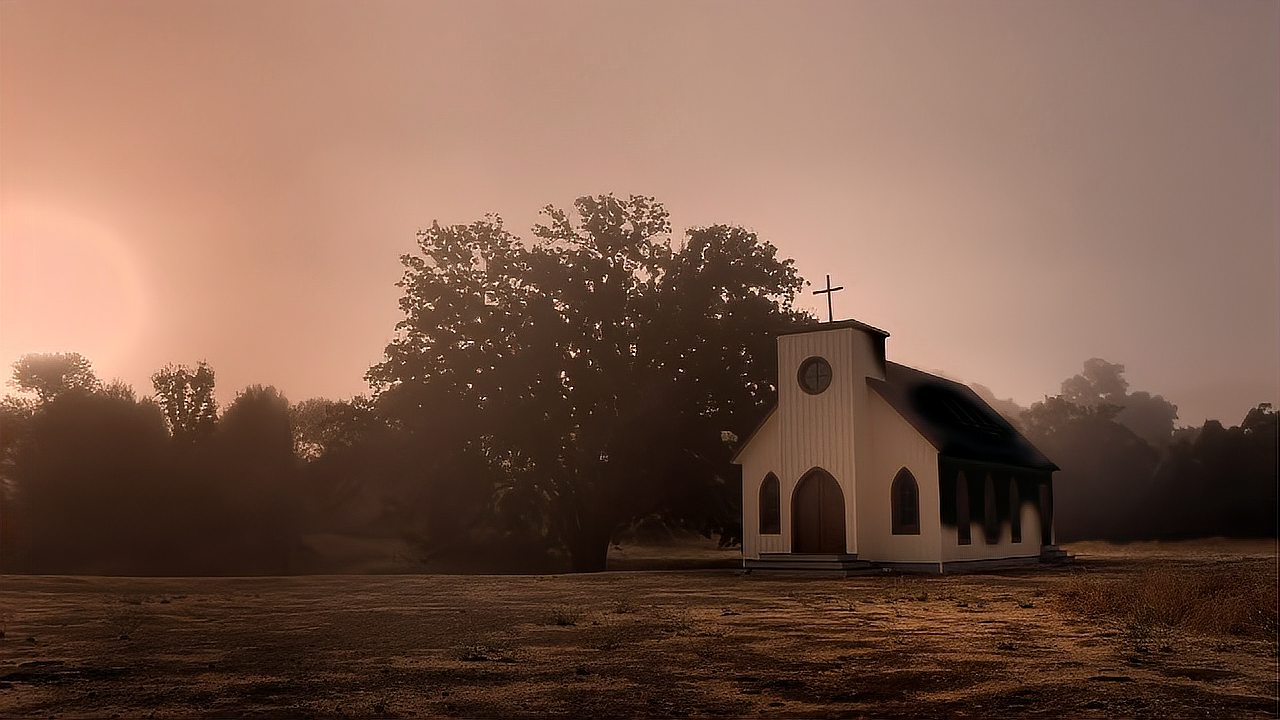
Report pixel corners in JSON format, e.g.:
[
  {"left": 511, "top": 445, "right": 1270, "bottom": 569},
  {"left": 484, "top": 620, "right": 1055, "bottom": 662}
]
[
  {"left": 745, "top": 549, "right": 1073, "bottom": 575},
  {"left": 1039, "top": 545, "right": 1072, "bottom": 564},
  {"left": 745, "top": 553, "right": 876, "bottom": 575}
]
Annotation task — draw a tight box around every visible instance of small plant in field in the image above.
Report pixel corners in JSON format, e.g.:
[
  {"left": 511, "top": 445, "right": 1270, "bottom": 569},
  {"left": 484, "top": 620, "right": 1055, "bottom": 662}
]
[
  {"left": 548, "top": 605, "right": 583, "bottom": 627},
  {"left": 612, "top": 598, "right": 637, "bottom": 614},
  {"left": 459, "top": 642, "right": 515, "bottom": 663},
  {"left": 1126, "top": 615, "right": 1177, "bottom": 654},
  {"left": 0, "top": 606, "right": 14, "bottom": 639},
  {"left": 658, "top": 608, "right": 696, "bottom": 635},
  {"left": 996, "top": 640, "right": 1018, "bottom": 651}
]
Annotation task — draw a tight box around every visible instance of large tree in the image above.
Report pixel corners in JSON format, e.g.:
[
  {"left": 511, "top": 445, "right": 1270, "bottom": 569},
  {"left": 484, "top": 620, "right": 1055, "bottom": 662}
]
[
  {"left": 209, "top": 385, "right": 300, "bottom": 572},
  {"left": 1058, "top": 358, "right": 1178, "bottom": 447},
  {"left": 4, "top": 387, "right": 172, "bottom": 572},
  {"left": 10, "top": 352, "right": 98, "bottom": 404},
  {"left": 151, "top": 362, "right": 218, "bottom": 441},
  {"left": 1153, "top": 404, "right": 1278, "bottom": 539},
  {"left": 369, "top": 195, "right": 807, "bottom": 570}
]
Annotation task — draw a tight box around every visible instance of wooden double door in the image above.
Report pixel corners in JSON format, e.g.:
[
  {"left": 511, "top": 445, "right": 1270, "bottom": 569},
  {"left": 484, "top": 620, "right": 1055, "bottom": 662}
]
[{"left": 791, "top": 468, "right": 847, "bottom": 554}]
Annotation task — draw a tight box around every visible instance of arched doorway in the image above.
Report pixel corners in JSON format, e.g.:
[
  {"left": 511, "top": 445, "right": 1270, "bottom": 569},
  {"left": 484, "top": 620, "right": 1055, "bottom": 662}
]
[{"left": 792, "top": 468, "right": 846, "bottom": 553}]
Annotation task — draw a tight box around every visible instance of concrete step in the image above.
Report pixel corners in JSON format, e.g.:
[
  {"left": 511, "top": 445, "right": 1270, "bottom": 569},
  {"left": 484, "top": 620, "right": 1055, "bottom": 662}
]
[
  {"left": 1039, "top": 545, "right": 1072, "bottom": 564},
  {"left": 746, "top": 553, "right": 876, "bottom": 575}
]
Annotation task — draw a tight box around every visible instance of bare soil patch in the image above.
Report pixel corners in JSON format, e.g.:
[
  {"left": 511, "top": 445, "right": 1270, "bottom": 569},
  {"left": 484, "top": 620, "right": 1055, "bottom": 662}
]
[{"left": 0, "top": 540, "right": 1276, "bottom": 718}]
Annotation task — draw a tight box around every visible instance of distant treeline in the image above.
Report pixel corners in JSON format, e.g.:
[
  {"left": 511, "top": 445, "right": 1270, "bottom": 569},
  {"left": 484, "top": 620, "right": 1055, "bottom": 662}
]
[
  {"left": 0, "top": 195, "right": 1275, "bottom": 574},
  {"left": 1, "top": 361, "right": 298, "bottom": 575},
  {"left": 2, "top": 196, "right": 805, "bottom": 574},
  {"left": 974, "top": 359, "right": 1277, "bottom": 542}
]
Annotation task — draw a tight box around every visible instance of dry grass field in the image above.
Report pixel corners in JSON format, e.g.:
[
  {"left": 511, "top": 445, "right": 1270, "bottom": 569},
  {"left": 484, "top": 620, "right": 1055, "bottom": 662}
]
[{"left": 1, "top": 539, "right": 1276, "bottom": 718}]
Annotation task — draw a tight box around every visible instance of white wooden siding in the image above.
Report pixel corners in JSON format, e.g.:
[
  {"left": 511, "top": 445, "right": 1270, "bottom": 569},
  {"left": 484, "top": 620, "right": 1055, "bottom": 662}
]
[
  {"left": 774, "top": 327, "right": 885, "bottom": 556},
  {"left": 940, "top": 471, "right": 1042, "bottom": 562},
  {"left": 738, "top": 411, "right": 782, "bottom": 559},
  {"left": 857, "top": 390, "right": 942, "bottom": 562}
]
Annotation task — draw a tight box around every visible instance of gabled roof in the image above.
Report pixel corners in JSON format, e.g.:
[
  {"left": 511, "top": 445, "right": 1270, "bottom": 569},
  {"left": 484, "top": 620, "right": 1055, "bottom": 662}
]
[
  {"left": 729, "top": 406, "right": 776, "bottom": 464},
  {"left": 776, "top": 318, "right": 890, "bottom": 338},
  {"left": 868, "top": 362, "right": 1058, "bottom": 471}
]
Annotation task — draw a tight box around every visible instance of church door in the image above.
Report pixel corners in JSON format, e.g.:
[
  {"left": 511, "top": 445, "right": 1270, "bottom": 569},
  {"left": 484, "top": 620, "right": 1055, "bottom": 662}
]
[{"left": 791, "top": 468, "right": 846, "bottom": 554}]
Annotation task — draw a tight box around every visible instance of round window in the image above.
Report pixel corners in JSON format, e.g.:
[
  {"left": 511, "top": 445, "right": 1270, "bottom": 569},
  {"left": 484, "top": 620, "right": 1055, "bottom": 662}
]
[{"left": 797, "top": 356, "right": 832, "bottom": 395}]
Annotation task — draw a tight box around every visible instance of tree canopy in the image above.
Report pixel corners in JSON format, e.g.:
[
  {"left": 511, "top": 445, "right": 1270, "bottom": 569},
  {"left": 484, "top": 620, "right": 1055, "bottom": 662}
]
[
  {"left": 151, "top": 362, "right": 218, "bottom": 441},
  {"left": 1055, "top": 358, "right": 1179, "bottom": 447},
  {"left": 368, "top": 194, "right": 807, "bottom": 570},
  {"left": 1022, "top": 361, "right": 1274, "bottom": 541},
  {"left": 10, "top": 352, "right": 98, "bottom": 403}
]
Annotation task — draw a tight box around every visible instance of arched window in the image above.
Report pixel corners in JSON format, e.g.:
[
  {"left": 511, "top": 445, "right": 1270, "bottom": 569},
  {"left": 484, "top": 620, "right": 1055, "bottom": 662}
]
[
  {"left": 956, "top": 471, "right": 972, "bottom": 545},
  {"left": 759, "top": 474, "right": 781, "bottom": 534},
  {"left": 983, "top": 473, "right": 1000, "bottom": 544},
  {"left": 1009, "top": 477, "right": 1022, "bottom": 543},
  {"left": 890, "top": 468, "right": 920, "bottom": 535}
]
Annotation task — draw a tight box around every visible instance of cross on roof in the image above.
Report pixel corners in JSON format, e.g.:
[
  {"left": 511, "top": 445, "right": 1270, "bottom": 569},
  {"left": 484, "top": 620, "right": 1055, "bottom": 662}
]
[{"left": 812, "top": 274, "right": 844, "bottom": 323}]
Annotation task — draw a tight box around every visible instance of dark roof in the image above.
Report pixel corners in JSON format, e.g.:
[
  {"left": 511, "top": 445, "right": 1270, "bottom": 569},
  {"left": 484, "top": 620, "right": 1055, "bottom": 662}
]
[
  {"left": 777, "top": 318, "right": 890, "bottom": 338},
  {"left": 868, "top": 362, "right": 1058, "bottom": 471},
  {"left": 729, "top": 406, "right": 776, "bottom": 464}
]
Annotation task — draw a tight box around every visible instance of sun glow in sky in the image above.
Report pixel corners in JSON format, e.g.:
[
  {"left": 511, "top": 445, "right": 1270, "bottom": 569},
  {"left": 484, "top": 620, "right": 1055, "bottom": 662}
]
[
  {"left": 1, "top": 0, "right": 1277, "bottom": 425},
  {"left": 0, "top": 203, "right": 148, "bottom": 387}
]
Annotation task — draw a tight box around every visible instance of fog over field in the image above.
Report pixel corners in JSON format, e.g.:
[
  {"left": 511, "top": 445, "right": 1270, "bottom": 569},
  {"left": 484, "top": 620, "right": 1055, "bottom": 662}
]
[
  {"left": 1, "top": 1, "right": 1277, "bottom": 717},
  {"left": 2, "top": 0, "right": 1276, "bottom": 425}
]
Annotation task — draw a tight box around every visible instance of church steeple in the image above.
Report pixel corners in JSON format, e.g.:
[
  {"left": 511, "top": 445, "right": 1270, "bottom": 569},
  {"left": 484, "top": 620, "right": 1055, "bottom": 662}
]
[{"left": 812, "top": 274, "right": 844, "bottom": 323}]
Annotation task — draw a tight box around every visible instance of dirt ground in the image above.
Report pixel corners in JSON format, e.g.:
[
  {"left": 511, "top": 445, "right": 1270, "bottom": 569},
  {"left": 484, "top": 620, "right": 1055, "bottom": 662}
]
[{"left": 1, "top": 540, "right": 1276, "bottom": 718}]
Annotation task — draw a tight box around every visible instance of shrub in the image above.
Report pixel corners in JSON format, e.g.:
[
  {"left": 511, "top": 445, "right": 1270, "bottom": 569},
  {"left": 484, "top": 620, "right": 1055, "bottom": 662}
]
[
  {"left": 548, "top": 605, "right": 582, "bottom": 627},
  {"left": 1058, "top": 565, "right": 1278, "bottom": 641}
]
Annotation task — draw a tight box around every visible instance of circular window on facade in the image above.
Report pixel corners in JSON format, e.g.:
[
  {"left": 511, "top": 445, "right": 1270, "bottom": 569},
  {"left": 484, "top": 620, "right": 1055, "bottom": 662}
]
[{"left": 797, "top": 356, "right": 832, "bottom": 395}]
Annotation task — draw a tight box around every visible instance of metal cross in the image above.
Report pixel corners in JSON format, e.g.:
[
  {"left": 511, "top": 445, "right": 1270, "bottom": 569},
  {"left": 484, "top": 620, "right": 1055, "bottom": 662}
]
[{"left": 812, "top": 274, "right": 844, "bottom": 323}]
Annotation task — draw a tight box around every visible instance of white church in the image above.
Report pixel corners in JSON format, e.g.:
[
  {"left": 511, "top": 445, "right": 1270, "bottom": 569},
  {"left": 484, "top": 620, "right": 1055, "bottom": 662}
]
[{"left": 732, "top": 316, "right": 1066, "bottom": 574}]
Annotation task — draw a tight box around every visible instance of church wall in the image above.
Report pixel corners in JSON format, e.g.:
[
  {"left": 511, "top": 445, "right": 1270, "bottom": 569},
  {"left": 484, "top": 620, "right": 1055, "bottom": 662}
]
[
  {"left": 857, "top": 390, "right": 943, "bottom": 563},
  {"left": 776, "top": 327, "right": 883, "bottom": 555},
  {"left": 850, "top": 335, "right": 888, "bottom": 557},
  {"left": 738, "top": 410, "right": 782, "bottom": 560},
  {"left": 938, "top": 462, "right": 1046, "bottom": 563}
]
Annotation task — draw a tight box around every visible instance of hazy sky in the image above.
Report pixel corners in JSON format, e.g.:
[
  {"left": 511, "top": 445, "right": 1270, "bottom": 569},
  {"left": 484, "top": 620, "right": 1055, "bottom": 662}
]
[{"left": 2, "top": 0, "right": 1277, "bottom": 425}]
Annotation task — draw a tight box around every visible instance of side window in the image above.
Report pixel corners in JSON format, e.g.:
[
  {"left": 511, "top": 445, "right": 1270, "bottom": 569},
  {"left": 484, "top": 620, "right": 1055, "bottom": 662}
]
[
  {"left": 1010, "top": 477, "right": 1022, "bottom": 543},
  {"left": 890, "top": 468, "right": 920, "bottom": 535},
  {"left": 759, "top": 474, "right": 781, "bottom": 535},
  {"left": 983, "top": 473, "right": 1000, "bottom": 543},
  {"left": 956, "top": 471, "right": 971, "bottom": 545}
]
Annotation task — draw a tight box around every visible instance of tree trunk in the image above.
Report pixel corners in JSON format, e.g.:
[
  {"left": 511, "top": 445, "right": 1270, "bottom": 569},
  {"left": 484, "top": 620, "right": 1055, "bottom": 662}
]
[{"left": 565, "top": 520, "right": 613, "bottom": 573}]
